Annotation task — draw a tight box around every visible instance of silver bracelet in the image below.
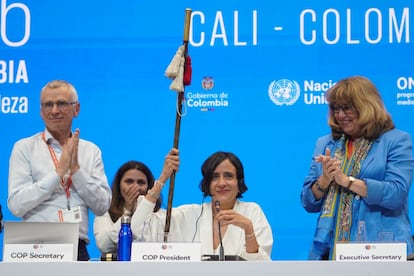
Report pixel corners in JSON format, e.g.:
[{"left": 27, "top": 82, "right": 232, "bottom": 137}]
[
  {"left": 245, "top": 231, "right": 255, "bottom": 240},
  {"left": 147, "top": 189, "right": 158, "bottom": 200},
  {"left": 155, "top": 179, "right": 165, "bottom": 189}
]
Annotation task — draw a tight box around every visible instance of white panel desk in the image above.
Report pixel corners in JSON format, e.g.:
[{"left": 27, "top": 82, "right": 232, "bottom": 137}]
[{"left": 0, "top": 261, "right": 413, "bottom": 276}]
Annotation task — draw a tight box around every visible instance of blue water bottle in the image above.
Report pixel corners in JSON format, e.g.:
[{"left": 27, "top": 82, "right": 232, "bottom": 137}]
[{"left": 118, "top": 215, "right": 133, "bottom": 261}]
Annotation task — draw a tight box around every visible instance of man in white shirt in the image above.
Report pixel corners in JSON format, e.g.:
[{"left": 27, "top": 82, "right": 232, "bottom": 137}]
[{"left": 7, "top": 80, "right": 112, "bottom": 261}]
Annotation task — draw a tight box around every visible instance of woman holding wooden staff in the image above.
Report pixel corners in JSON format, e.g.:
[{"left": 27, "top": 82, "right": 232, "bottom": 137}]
[{"left": 131, "top": 150, "right": 273, "bottom": 261}]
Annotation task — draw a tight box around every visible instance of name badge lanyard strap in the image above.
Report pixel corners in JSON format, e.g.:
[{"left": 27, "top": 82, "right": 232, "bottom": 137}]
[{"left": 42, "top": 132, "right": 72, "bottom": 210}]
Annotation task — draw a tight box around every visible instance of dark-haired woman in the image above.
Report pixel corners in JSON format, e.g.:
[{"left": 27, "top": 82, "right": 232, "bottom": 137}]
[
  {"left": 93, "top": 149, "right": 179, "bottom": 254},
  {"left": 132, "top": 151, "right": 273, "bottom": 261}
]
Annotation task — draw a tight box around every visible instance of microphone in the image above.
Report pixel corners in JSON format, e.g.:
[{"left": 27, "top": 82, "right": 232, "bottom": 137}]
[
  {"left": 214, "top": 200, "right": 221, "bottom": 213},
  {"left": 215, "top": 200, "right": 225, "bottom": 261}
]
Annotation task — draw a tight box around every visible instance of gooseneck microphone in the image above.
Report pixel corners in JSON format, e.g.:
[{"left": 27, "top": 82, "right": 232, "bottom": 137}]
[{"left": 215, "top": 200, "right": 225, "bottom": 261}]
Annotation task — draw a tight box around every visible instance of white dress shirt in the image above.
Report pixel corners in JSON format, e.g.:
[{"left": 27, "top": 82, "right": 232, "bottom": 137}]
[
  {"left": 8, "top": 130, "right": 112, "bottom": 242},
  {"left": 130, "top": 196, "right": 273, "bottom": 261},
  {"left": 93, "top": 212, "right": 122, "bottom": 254}
]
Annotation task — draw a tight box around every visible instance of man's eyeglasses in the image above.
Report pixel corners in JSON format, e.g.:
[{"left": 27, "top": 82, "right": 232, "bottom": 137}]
[
  {"left": 331, "top": 104, "right": 355, "bottom": 115},
  {"left": 41, "top": 101, "right": 78, "bottom": 112}
]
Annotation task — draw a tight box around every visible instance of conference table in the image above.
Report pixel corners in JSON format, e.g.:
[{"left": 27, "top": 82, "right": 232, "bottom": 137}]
[{"left": 0, "top": 261, "right": 413, "bottom": 276}]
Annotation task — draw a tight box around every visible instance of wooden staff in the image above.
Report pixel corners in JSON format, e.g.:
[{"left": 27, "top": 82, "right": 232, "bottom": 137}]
[{"left": 163, "top": 8, "right": 192, "bottom": 242}]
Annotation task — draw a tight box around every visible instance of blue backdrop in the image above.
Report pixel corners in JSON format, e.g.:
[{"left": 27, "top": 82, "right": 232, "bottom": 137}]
[{"left": 1, "top": 0, "right": 414, "bottom": 260}]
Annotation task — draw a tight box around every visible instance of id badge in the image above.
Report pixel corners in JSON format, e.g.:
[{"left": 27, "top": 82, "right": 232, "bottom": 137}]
[{"left": 57, "top": 205, "right": 82, "bottom": 223}]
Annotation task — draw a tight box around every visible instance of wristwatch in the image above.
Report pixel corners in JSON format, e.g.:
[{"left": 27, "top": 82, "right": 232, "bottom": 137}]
[{"left": 347, "top": 176, "right": 356, "bottom": 189}]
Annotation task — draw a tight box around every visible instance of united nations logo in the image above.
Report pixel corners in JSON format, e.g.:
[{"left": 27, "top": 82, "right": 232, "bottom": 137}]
[
  {"left": 202, "top": 76, "right": 214, "bottom": 90},
  {"left": 268, "top": 79, "right": 300, "bottom": 106}
]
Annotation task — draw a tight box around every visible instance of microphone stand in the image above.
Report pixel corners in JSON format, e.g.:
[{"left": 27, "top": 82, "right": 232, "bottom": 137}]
[
  {"left": 218, "top": 220, "right": 224, "bottom": 261},
  {"left": 201, "top": 201, "right": 246, "bottom": 262},
  {"left": 215, "top": 201, "right": 225, "bottom": 261}
]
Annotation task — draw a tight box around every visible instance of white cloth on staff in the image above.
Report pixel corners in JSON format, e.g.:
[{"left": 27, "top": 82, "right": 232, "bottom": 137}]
[
  {"left": 165, "top": 45, "right": 184, "bottom": 79},
  {"left": 165, "top": 45, "right": 185, "bottom": 92}
]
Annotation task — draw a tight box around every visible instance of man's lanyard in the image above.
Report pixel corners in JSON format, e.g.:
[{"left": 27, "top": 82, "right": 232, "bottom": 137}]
[{"left": 42, "top": 132, "right": 72, "bottom": 210}]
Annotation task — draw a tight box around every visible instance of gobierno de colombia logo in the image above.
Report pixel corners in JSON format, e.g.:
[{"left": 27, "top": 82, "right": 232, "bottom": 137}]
[
  {"left": 186, "top": 76, "right": 230, "bottom": 112},
  {"left": 268, "top": 79, "right": 301, "bottom": 106}
]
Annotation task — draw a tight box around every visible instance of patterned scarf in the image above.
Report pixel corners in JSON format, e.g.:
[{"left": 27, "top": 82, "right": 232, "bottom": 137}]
[{"left": 311, "top": 135, "right": 372, "bottom": 260}]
